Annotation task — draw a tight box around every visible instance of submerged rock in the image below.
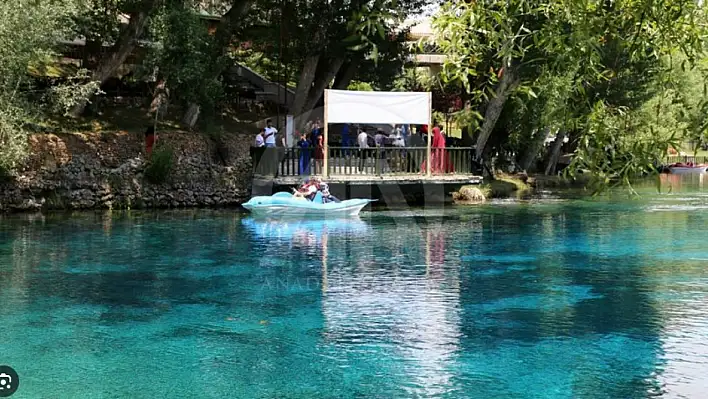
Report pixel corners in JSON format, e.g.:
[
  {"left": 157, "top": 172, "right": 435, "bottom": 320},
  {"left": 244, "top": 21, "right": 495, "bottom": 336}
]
[{"left": 453, "top": 185, "right": 486, "bottom": 205}]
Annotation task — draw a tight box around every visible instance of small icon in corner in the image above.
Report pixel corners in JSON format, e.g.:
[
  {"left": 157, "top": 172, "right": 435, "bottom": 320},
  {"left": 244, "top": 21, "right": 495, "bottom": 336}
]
[{"left": 0, "top": 366, "right": 19, "bottom": 397}]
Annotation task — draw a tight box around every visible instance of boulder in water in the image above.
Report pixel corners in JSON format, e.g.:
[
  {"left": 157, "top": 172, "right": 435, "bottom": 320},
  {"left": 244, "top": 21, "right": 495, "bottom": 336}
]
[{"left": 453, "top": 185, "right": 486, "bottom": 205}]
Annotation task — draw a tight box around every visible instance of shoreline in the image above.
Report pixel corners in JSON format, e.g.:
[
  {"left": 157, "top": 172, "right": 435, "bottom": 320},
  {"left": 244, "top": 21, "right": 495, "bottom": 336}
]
[
  {"left": 0, "top": 130, "right": 594, "bottom": 214},
  {"left": 0, "top": 130, "right": 252, "bottom": 213}
]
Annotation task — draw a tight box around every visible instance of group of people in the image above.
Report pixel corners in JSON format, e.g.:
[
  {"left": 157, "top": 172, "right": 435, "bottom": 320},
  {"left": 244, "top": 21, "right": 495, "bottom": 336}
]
[
  {"left": 296, "top": 119, "right": 325, "bottom": 175},
  {"left": 351, "top": 122, "right": 454, "bottom": 174},
  {"left": 292, "top": 177, "right": 339, "bottom": 203},
  {"left": 253, "top": 119, "right": 282, "bottom": 148},
  {"left": 251, "top": 117, "right": 455, "bottom": 176}
]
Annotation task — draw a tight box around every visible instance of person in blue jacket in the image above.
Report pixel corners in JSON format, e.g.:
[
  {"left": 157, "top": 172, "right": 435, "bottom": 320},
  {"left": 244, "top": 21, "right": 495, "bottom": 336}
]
[
  {"left": 297, "top": 132, "right": 311, "bottom": 175},
  {"left": 341, "top": 124, "right": 351, "bottom": 156}
]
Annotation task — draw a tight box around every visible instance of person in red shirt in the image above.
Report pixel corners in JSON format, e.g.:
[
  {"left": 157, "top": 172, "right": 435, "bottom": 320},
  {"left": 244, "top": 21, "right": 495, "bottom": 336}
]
[{"left": 145, "top": 126, "right": 157, "bottom": 157}]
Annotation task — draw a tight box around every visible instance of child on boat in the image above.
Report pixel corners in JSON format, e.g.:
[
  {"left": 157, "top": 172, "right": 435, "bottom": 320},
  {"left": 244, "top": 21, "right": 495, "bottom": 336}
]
[
  {"left": 292, "top": 177, "right": 339, "bottom": 203},
  {"left": 319, "top": 182, "right": 340, "bottom": 203},
  {"left": 292, "top": 178, "right": 320, "bottom": 201}
]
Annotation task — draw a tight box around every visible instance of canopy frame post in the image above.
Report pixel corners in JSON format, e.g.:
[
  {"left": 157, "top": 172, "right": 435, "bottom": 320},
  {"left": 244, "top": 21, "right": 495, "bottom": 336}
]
[
  {"left": 323, "top": 90, "right": 329, "bottom": 177},
  {"left": 426, "top": 92, "right": 432, "bottom": 177}
]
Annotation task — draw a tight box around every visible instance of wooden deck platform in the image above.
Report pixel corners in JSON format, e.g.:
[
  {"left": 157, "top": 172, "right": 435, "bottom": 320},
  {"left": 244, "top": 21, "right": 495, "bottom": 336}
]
[
  {"left": 268, "top": 174, "right": 483, "bottom": 186},
  {"left": 250, "top": 146, "right": 484, "bottom": 204}
]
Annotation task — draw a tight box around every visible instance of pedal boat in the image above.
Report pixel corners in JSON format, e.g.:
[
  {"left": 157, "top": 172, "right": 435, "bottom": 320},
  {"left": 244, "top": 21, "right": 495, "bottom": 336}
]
[{"left": 242, "top": 191, "right": 375, "bottom": 217}]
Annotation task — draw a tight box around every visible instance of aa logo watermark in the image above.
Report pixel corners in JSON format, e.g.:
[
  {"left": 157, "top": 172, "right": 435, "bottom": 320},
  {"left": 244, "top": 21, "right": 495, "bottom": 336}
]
[{"left": 0, "top": 366, "right": 19, "bottom": 397}]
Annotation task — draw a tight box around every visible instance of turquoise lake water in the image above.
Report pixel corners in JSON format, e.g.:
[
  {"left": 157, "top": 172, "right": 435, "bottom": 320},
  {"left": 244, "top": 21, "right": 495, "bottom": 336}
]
[{"left": 2, "top": 178, "right": 708, "bottom": 398}]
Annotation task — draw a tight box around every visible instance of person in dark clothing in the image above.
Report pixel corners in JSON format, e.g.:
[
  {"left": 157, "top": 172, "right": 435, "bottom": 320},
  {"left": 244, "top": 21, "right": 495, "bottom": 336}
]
[
  {"left": 310, "top": 119, "right": 322, "bottom": 145},
  {"left": 341, "top": 124, "right": 351, "bottom": 156},
  {"left": 297, "top": 132, "right": 311, "bottom": 175}
]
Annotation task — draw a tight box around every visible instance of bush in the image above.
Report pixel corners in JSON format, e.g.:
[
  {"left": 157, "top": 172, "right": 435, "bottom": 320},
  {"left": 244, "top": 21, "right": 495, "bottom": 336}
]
[
  {"left": 0, "top": 105, "right": 29, "bottom": 177},
  {"left": 144, "top": 144, "right": 174, "bottom": 184},
  {"left": 481, "top": 174, "right": 532, "bottom": 199}
]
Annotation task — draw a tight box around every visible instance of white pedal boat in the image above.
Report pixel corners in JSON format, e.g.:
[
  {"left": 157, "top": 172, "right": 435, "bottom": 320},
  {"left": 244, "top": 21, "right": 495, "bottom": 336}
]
[
  {"left": 242, "top": 191, "right": 375, "bottom": 217},
  {"left": 668, "top": 164, "right": 708, "bottom": 174}
]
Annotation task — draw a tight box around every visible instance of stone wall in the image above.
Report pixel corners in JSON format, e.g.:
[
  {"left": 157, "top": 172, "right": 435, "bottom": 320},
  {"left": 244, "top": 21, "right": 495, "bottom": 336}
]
[{"left": 0, "top": 130, "right": 253, "bottom": 212}]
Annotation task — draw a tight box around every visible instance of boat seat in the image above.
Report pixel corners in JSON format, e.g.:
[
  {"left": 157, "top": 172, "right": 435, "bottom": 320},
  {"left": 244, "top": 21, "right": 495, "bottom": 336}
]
[{"left": 313, "top": 192, "right": 324, "bottom": 203}]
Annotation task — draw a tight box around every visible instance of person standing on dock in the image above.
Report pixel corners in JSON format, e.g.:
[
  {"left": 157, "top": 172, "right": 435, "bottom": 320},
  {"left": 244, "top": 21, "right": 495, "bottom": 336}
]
[
  {"left": 297, "top": 131, "right": 311, "bottom": 175},
  {"left": 341, "top": 124, "right": 351, "bottom": 157},
  {"left": 264, "top": 119, "right": 278, "bottom": 148},
  {"left": 262, "top": 119, "right": 278, "bottom": 175},
  {"left": 310, "top": 119, "right": 322, "bottom": 146},
  {"left": 401, "top": 124, "right": 409, "bottom": 146},
  {"left": 357, "top": 128, "right": 370, "bottom": 172},
  {"left": 253, "top": 129, "right": 265, "bottom": 148},
  {"left": 314, "top": 131, "right": 325, "bottom": 174},
  {"left": 251, "top": 128, "right": 266, "bottom": 174}
]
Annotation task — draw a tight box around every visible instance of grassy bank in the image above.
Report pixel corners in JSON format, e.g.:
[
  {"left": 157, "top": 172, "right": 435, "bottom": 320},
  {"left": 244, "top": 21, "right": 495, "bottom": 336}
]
[{"left": 481, "top": 174, "right": 532, "bottom": 199}]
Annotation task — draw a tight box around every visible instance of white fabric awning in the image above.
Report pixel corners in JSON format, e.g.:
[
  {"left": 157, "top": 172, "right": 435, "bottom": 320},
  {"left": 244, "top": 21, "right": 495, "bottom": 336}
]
[{"left": 325, "top": 89, "right": 431, "bottom": 124}]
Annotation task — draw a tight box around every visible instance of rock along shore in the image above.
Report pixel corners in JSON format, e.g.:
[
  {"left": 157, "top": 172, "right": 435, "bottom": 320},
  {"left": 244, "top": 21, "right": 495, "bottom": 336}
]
[{"left": 0, "top": 131, "right": 253, "bottom": 212}]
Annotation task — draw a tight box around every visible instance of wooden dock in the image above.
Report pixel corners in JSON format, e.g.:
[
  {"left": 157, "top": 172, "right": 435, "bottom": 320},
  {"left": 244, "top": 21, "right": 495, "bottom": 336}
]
[
  {"left": 250, "top": 146, "right": 483, "bottom": 204},
  {"left": 269, "top": 174, "right": 483, "bottom": 186}
]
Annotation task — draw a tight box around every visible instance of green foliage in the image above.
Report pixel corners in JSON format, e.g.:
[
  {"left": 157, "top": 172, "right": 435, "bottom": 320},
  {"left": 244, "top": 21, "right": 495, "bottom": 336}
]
[
  {"left": 245, "top": 0, "right": 428, "bottom": 85},
  {"left": 566, "top": 101, "right": 680, "bottom": 195},
  {"left": 0, "top": 103, "right": 29, "bottom": 176},
  {"left": 70, "top": 0, "right": 121, "bottom": 45},
  {"left": 144, "top": 144, "right": 175, "bottom": 184},
  {"left": 393, "top": 67, "right": 436, "bottom": 91},
  {"left": 347, "top": 81, "right": 374, "bottom": 91},
  {"left": 45, "top": 70, "right": 104, "bottom": 116},
  {"left": 143, "top": 4, "right": 222, "bottom": 108},
  {"left": 0, "top": 0, "right": 93, "bottom": 174},
  {"left": 0, "top": 0, "right": 79, "bottom": 94},
  {"left": 431, "top": 0, "right": 708, "bottom": 191}
]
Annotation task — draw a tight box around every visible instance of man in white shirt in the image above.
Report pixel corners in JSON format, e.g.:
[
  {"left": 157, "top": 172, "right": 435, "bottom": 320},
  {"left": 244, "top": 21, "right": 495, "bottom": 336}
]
[
  {"left": 357, "top": 129, "right": 369, "bottom": 172},
  {"left": 264, "top": 119, "right": 278, "bottom": 147},
  {"left": 393, "top": 125, "right": 405, "bottom": 147},
  {"left": 357, "top": 129, "right": 369, "bottom": 149}
]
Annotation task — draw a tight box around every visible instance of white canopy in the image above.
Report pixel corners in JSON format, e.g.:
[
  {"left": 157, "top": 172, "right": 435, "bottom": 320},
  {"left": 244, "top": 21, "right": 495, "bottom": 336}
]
[{"left": 325, "top": 89, "right": 431, "bottom": 125}]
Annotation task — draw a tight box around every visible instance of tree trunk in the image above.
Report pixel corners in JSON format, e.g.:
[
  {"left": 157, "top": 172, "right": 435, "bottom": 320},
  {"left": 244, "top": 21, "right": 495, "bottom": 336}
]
[
  {"left": 181, "top": 0, "right": 254, "bottom": 125},
  {"left": 474, "top": 65, "right": 520, "bottom": 160},
  {"left": 519, "top": 127, "right": 550, "bottom": 172},
  {"left": 291, "top": 54, "right": 321, "bottom": 126},
  {"left": 70, "top": 0, "right": 157, "bottom": 117},
  {"left": 545, "top": 131, "right": 567, "bottom": 175},
  {"left": 333, "top": 61, "right": 358, "bottom": 90},
  {"left": 302, "top": 57, "right": 345, "bottom": 114},
  {"left": 460, "top": 127, "right": 474, "bottom": 147},
  {"left": 182, "top": 104, "right": 201, "bottom": 129}
]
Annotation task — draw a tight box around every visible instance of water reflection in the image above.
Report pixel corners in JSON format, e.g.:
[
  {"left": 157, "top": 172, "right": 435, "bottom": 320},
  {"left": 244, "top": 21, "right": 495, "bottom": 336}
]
[
  {"left": 1, "top": 203, "right": 708, "bottom": 398},
  {"left": 319, "top": 218, "right": 463, "bottom": 396},
  {"left": 240, "top": 217, "right": 371, "bottom": 245},
  {"left": 242, "top": 215, "right": 465, "bottom": 396},
  {"left": 658, "top": 172, "right": 706, "bottom": 193}
]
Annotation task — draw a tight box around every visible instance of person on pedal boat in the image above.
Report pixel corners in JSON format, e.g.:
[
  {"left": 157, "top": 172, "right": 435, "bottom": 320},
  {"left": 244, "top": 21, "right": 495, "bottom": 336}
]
[
  {"left": 292, "top": 177, "right": 320, "bottom": 201},
  {"left": 319, "top": 182, "right": 340, "bottom": 203},
  {"left": 292, "top": 177, "right": 339, "bottom": 202}
]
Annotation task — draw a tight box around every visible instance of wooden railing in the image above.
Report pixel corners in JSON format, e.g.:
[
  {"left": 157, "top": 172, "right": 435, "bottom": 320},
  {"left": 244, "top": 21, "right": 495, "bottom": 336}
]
[
  {"left": 666, "top": 155, "right": 708, "bottom": 165},
  {"left": 251, "top": 146, "right": 478, "bottom": 177}
]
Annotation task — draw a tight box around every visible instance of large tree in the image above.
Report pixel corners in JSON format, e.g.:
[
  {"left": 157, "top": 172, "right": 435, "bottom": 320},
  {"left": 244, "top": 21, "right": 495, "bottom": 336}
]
[
  {"left": 432, "top": 0, "right": 707, "bottom": 189},
  {"left": 254, "top": 0, "right": 432, "bottom": 126},
  {"left": 70, "top": 0, "right": 159, "bottom": 117}
]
